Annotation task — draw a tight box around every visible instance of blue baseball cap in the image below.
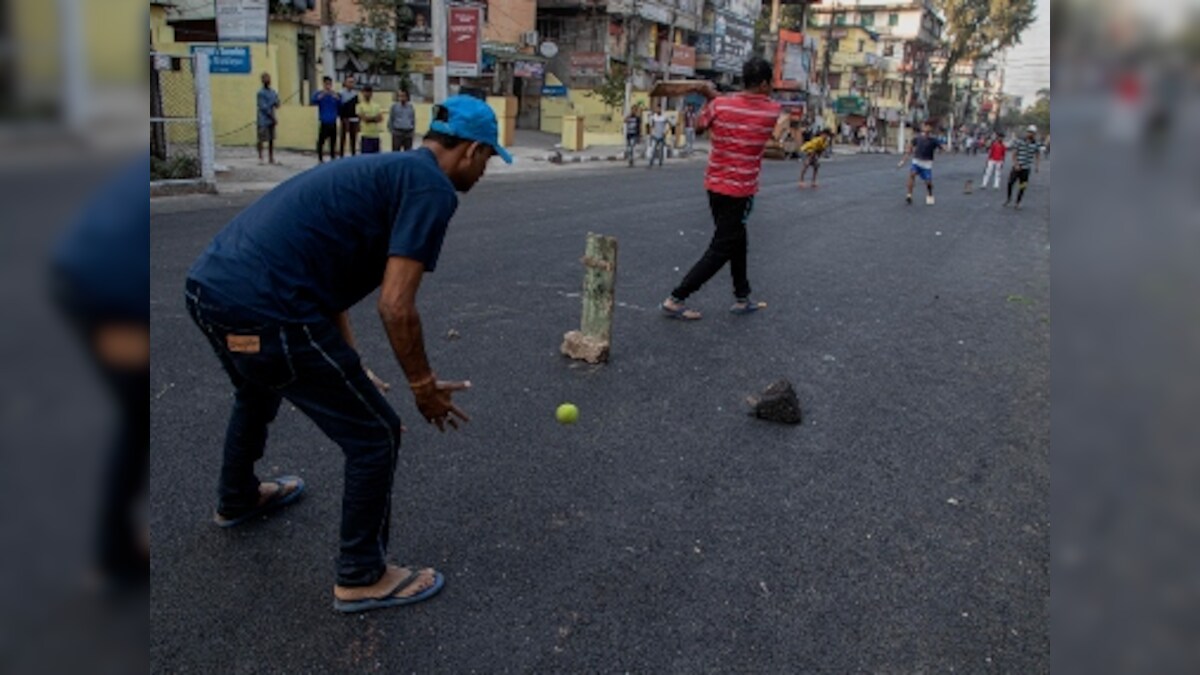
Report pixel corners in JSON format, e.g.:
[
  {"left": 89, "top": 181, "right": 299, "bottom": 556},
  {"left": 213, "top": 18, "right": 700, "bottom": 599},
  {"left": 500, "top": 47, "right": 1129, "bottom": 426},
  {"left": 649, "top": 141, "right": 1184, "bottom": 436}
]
[{"left": 429, "top": 95, "right": 513, "bottom": 164}]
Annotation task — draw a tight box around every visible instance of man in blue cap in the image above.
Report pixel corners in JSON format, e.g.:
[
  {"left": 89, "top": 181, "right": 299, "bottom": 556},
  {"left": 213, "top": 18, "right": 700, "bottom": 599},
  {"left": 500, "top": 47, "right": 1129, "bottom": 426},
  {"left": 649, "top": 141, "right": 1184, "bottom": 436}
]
[{"left": 184, "top": 95, "right": 512, "bottom": 614}]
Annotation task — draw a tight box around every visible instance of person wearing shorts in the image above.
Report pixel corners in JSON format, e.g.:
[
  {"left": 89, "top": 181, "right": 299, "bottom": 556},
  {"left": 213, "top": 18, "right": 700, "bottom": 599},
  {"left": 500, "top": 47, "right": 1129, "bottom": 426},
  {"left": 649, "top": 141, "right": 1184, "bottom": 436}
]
[
  {"left": 256, "top": 72, "right": 280, "bottom": 164},
  {"left": 798, "top": 129, "right": 832, "bottom": 188},
  {"left": 899, "top": 121, "right": 944, "bottom": 205}
]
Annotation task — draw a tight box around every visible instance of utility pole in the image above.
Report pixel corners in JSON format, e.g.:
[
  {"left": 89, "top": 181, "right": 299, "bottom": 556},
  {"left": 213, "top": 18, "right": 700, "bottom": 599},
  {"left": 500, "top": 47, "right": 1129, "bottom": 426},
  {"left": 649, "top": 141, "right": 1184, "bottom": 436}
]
[
  {"left": 962, "top": 63, "right": 977, "bottom": 127},
  {"left": 662, "top": 6, "right": 678, "bottom": 86},
  {"left": 432, "top": 0, "right": 448, "bottom": 102},
  {"left": 820, "top": 1, "right": 840, "bottom": 123},
  {"left": 623, "top": 0, "right": 638, "bottom": 116},
  {"left": 898, "top": 40, "right": 913, "bottom": 153},
  {"left": 765, "top": 0, "right": 782, "bottom": 61},
  {"left": 321, "top": 0, "right": 336, "bottom": 82}
]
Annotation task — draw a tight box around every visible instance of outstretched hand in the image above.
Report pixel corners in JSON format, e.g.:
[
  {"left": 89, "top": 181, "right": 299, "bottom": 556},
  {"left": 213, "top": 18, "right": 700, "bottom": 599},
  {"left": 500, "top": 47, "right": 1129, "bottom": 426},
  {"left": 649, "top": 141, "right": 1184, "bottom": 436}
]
[{"left": 413, "top": 378, "right": 472, "bottom": 432}]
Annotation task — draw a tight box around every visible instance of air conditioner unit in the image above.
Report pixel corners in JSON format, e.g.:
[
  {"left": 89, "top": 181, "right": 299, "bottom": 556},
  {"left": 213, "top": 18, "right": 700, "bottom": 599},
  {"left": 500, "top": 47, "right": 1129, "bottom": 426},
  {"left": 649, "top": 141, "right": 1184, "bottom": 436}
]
[{"left": 521, "top": 31, "right": 539, "bottom": 47}]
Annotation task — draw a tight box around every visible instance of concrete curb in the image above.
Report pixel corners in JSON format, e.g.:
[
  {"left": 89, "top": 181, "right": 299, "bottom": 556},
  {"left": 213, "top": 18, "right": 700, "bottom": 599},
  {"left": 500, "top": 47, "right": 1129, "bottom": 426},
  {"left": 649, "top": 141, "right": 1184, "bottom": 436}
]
[
  {"left": 150, "top": 180, "right": 218, "bottom": 197},
  {"left": 532, "top": 149, "right": 707, "bottom": 164}
]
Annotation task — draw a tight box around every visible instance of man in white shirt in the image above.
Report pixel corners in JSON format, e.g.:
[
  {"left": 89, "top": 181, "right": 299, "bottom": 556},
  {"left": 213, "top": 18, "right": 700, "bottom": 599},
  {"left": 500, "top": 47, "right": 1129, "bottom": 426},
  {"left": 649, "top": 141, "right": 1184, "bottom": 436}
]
[{"left": 646, "top": 105, "right": 674, "bottom": 169}]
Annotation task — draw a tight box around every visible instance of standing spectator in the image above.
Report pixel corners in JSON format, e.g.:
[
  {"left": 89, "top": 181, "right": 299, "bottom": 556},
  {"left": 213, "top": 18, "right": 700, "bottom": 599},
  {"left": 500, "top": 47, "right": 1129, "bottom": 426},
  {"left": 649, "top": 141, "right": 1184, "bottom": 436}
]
[
  {"left": 357, "top": 85, "right": 383, "bottom": 154},
  {"left": 660, "top": 58, "right": 784, "bottom": 320},
  {"left": 388, "top": 89, "right": 416, "bottom": 152},
  {"left": 623, "top": 105, "right": 642, "bottom": 167},
  {"left": 981, "top": 133, "right": 1007, "bottom": 189},
  {"left": 646, "top": 105, "right": 673, "bottom": 168},
  {"left": 338, "top": 74, "right": 360, "bottom": 158},
  {"left": 256, "top": 72, "right": 280, "bottom": 165},
  {"left": 311, "top": 76, "right": 340, "bottom": 163},
  {"left": 683, "top": 104, "right": 699, "bottom": 154}
]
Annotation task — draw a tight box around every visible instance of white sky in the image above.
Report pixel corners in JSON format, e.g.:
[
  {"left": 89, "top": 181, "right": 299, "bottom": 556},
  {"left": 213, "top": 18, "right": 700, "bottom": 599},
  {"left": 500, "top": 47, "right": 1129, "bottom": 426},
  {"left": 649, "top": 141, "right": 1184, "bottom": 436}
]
[{"left": 1003, "top": 0, "right": 1051, "bottom": 104}]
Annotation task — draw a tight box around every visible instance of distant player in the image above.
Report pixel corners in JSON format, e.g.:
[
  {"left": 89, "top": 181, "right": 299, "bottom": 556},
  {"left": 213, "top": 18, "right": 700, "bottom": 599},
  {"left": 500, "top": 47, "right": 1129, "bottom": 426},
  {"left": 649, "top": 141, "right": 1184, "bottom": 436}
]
[
  {"left": 1005, "top": 125, "right": 1042, "bottom": 210},
  {"left": 980, "top": 132, "right": 1007, "bottom": 190},
  {"left": 898, "top": 121, "right": 944, "bottom": 205},
  {"left": 798, "top": 129, "right": 833, "bottom": 188}
]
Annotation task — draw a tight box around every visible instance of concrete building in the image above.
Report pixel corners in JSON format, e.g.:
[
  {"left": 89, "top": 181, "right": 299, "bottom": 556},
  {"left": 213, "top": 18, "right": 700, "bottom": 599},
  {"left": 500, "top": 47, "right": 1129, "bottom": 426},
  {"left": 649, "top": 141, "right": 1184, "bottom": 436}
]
[
  {"left": 533, "top": 0, "right": 710, "bottom": 142},
  {"left": 928, "top": 54, "right": 998, "bottom": 129},
  {"left": 809, "top": 0, "right": 943, "bottom": 133},
  {"left": 150, "top": 0, "right": 523, "bottom": 150}
]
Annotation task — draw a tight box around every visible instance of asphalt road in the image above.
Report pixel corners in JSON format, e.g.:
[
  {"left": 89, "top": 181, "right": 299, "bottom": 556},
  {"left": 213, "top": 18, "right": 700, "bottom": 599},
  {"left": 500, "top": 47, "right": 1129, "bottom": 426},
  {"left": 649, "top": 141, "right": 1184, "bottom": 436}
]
[{"left": 150, "top": 150, "right": 1050, "bottom": 673}]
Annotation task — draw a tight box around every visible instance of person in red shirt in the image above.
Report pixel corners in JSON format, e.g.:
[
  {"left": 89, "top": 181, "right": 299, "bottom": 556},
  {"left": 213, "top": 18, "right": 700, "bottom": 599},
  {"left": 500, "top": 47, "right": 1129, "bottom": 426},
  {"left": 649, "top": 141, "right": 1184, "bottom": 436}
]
[
  {"left": 661, "top": 58, "right": 785, "bottom": 321},
  {"left": 981, "top": 133, "right": 1007, "bottom": 190}
]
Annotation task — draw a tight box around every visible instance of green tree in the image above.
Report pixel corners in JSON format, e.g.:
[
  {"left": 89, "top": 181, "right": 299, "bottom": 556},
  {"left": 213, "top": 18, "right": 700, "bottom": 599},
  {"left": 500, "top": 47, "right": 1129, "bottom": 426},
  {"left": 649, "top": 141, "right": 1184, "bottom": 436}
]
[
  {"left": 1021, "top": 88, "right": 1049, "bottom": 131},
  {"left": 935, "top": 0, "right": 1037, "bottom": 89},
  {"left": 349, "top": 0, "right": 412, "bottom": 81},
  {"left": 585, "top": 65, "right": 628, "bottom": 119}
]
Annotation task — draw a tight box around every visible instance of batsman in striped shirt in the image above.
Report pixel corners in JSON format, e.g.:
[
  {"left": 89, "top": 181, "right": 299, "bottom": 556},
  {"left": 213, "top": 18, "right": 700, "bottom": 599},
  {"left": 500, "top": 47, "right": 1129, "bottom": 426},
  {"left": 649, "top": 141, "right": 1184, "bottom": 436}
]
[
  {"left": 1004, "top": 124, "right": 1043, "bottom": 210},
  {"left": 661, "top": 57, "right": 788, "bottom": 321}
]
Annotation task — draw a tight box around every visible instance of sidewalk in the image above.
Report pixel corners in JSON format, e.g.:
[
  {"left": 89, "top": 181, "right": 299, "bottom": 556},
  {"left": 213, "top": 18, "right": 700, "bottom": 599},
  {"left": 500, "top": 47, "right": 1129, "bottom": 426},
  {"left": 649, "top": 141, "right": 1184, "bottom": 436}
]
[
  {"left": 207, "top": 132, "right": 886, "bottom": 194},
  {"left": 211, "top": 129, "right": 711, "bottom": 194}
]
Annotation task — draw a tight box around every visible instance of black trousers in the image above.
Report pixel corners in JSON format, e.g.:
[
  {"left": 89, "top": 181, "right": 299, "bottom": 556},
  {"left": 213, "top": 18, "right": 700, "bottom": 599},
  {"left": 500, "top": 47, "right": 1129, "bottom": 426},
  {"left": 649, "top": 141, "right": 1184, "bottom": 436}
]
[
  {"left": 317, "top": 122, "right": 337, "bottom": 161},
  {"left": 672, "top": 191, "right": 755, "bottom": 301},
  {"left": 1008, "top": 167, "right": 1031, "bottom": 203}
]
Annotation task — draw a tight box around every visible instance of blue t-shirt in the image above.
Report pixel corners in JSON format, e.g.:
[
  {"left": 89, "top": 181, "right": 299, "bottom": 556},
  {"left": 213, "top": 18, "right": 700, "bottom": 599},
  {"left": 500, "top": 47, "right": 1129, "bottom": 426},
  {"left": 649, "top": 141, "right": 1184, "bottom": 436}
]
[
  {"left": 311, "top": 90, "right": 341, "bottom": 124},
  {"left": 911, "top": 134, "right": 943, "bottom": 162},
  {"left": 257, "top": 87, "right": 279, "bottom": 127},
  {"left": 53, "top": 156, "right": 150, "bottom": 322},
  {"left": 188, "top": 148, "right": 459, "bottom": 323}
]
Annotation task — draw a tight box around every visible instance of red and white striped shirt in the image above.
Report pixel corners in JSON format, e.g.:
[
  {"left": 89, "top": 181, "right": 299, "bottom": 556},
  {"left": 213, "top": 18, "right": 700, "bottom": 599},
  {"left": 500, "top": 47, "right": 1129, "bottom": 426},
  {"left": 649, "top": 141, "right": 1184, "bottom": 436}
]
[{"left": 697, "top": 93, "right": 782, "bottom": 198}]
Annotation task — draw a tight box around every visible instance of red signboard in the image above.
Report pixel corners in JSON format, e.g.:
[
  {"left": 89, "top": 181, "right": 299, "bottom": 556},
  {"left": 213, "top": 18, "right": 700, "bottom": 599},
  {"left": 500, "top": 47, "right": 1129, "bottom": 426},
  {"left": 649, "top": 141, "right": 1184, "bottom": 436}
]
[
  {"left": 447, "top": 6, "right": 482, "bottom": 77},
  {"left": 773, "top": 30, "right": 810, "bottom": 90}
]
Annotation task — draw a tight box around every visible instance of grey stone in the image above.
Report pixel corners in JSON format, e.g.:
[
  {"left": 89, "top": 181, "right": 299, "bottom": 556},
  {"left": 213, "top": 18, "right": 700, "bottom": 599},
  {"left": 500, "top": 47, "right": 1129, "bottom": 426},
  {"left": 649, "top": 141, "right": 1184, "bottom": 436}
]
[{"left": 747, "top": 379, "right": 802, "bottom": 425}]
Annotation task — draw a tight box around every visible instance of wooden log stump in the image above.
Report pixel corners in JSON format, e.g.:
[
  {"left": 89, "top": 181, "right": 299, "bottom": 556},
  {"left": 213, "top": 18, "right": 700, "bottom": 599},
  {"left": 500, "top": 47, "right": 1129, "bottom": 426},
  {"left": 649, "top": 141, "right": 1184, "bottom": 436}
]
[{"left": 561, "top": 233, "right": 617, "bottom": 364}]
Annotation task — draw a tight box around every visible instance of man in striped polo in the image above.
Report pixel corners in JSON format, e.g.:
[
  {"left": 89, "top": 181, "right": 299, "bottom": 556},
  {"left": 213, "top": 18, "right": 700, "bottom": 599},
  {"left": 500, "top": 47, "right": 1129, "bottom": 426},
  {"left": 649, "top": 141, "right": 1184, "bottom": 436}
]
[
  {"left": 1005, "top": 125, "right": 1043, "bottom": 210},
  {"left": 661, "top": 57, "right": 786, "bottom": 320}
]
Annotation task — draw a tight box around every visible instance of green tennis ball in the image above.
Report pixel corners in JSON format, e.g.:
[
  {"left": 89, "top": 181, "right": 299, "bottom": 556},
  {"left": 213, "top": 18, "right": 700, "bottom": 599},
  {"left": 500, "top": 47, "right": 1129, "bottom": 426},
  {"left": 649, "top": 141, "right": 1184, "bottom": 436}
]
[{"left": 556, "top": 403, "right": 579, "bottom": 425}]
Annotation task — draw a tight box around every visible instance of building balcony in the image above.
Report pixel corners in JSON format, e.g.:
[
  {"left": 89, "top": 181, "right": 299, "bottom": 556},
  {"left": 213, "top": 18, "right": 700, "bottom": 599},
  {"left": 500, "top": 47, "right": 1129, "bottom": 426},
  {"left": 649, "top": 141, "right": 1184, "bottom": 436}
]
[{"left": 832, "top": 51, "right": 883, "bottom": 69}]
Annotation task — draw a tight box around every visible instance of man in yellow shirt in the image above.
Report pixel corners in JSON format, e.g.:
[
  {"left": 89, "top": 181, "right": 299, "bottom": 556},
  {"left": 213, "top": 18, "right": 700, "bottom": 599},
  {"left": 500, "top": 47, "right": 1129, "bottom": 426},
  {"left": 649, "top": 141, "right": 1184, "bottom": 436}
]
[
  {"left": 798, "top": 129, "right": 832, "bottom": 188},
  {"left": 357, "top": 85, "right": 384, "bottom": 154}
]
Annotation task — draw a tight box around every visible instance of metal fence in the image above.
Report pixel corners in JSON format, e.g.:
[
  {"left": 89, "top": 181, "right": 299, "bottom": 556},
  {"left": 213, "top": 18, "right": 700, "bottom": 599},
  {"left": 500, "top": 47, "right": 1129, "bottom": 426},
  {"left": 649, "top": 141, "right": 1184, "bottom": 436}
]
[{"left": 150, "top": 52, "right": 214, "bottom": 185}]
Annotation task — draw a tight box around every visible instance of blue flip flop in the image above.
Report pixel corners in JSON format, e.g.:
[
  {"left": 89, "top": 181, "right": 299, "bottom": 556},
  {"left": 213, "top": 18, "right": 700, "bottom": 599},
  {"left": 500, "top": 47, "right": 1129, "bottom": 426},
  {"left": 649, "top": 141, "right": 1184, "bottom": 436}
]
[
  {"left": 333, "top": 567, "right": 446, "bottom": 614},
  {"left": 213, "top": 475, "right": 305, "bottom": 528},
  {"left": 730, "top": 299, "right": 766, "bottom": 315},
  {"left": 661, "top": 301, "right": 702, "bottom": 321}
]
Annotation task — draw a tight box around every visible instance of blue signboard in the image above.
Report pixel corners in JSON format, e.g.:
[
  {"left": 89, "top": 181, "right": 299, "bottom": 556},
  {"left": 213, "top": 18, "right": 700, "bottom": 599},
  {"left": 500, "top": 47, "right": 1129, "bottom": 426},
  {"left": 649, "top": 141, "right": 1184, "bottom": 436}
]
[
  {"left": 541, "top": 84, "right": 568, "bottom": 97},
  {"left": 190, "top": 46, "right": 253, "bottom": 74}
]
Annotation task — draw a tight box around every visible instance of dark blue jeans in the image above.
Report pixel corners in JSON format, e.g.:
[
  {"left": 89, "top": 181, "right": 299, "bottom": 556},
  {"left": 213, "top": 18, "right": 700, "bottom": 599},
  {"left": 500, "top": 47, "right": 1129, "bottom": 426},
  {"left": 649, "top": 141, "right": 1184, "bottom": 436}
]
[{"left": 185, "top": 279, "right": 402, "bottom": 587}]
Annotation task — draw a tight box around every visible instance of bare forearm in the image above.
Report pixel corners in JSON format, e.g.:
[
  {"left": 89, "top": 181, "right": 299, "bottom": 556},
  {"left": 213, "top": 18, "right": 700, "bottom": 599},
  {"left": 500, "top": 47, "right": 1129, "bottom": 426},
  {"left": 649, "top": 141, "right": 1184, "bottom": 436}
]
[{"left": 379, "top": 305, "right": 434, "bottom": 383}]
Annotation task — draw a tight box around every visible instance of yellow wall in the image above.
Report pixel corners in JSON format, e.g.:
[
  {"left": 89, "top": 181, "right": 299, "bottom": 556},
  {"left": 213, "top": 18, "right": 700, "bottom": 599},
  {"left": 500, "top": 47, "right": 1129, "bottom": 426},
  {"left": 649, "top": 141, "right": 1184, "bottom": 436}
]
[
  {"left": 269, "top": 22, "right": 302, "bottom": 108},
  {"left": 271, "top": 100, "right": 436, "bottom": 151},
  {"left": 540, "top": 89, "right": 651, "bottom": 139},
  {"left": 11, "top": 0, "right": 58, "bottom": 87},
  {"left": 151, "top": 5, "right": 175, "bottom": 46},
  {"left": 86, "top": 0, "right": 143, "bottom": 83}
]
